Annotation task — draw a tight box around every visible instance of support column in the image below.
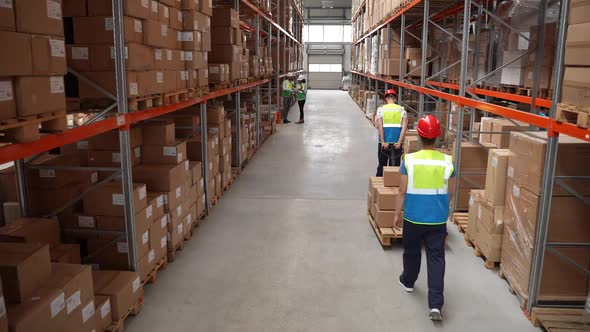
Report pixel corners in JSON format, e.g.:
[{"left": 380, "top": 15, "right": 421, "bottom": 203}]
[
  {"left": 14, "top": 160, "right": 28, "bottom": 217},
  {"left": 418, "top": 0, "right": 430, "bottom": 118},
  {"left": 199, "top": 103, "right": 210, "bottom": 212}
]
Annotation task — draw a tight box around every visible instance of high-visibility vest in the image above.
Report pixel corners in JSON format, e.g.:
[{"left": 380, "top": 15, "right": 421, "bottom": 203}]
[
  {"left": 283, "top": 80, "right": 293, "bottom": 97},
  {"left": 403, "top": 150, "right": 454, "bottom": 225},
  {"left": 381, "top": 104, "right": 404, "bottom": 144},
  {"left": 296, "top": 83, "right": 306, "bottom": 100}
]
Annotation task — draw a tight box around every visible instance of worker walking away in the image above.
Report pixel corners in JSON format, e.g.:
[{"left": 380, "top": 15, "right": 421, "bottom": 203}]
[
  {"left": 295, "top": 76, "right": 307, "bottom": 124},
  {"left": 375, "top": 89, "right": 407, "bottom": 176},
  {"left": 282, "top": 76, "right": 295, "bottom": 124},
  {"left": 393, "top": 115, "right": 456, "bottom": 322}
]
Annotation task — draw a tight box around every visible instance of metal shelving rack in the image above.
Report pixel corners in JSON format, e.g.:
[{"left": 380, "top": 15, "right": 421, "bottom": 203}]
[
  {"left": 350, "top": 0, "right": 590, "bottom": 315},
  {"left": 1, "top": 0, "right": 302, "bottom": 274}
]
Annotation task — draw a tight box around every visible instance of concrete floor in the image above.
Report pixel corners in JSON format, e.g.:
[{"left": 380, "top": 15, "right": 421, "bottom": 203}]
[{"left": 127, "top": 90, "right": 538, "bottom": 332}]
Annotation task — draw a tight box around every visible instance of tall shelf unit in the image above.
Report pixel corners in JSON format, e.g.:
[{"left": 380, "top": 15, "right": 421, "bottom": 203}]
[
  {"left": 350, "top": 0, "right": 590, "bottom": 316},
  {"left": 0, "top": 0, "right": 302, "bottom": 279}
]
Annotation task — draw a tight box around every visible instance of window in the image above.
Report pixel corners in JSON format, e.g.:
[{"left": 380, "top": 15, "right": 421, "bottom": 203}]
[
  {"left": 324, "top": 25, "right": 343, "bottom": 43},
  {"left": 309, "top": 64, "right": 321, "bottom": 72},
  {"left": 303, "top": 24, "right": 352, "bottom": 43},
  {"left": 308, "top": 25, "right": 324, "bottom": 43},
  {"left": 309, "top": 64, "right": 342, "bottom": 73},
  {"left": 343, "top": 26, "right": 352, "bottom": 42}
]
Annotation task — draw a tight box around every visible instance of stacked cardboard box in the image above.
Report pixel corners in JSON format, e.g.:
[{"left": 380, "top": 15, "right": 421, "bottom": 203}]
[
  {"left": 451, "top": 142, "right": 488, "bottom": 210},
  {"left": 367, "top": 167, "right": 402, "bottom": 228},
  {"left": 499, "top": 30, "right": 528, "bottom": 86},
  {"left": 479, "top": 117, "right": 526, "bottom": 148},
  {"left": 210, "top": 8, "right": 242, "bottom": 81},
  {"left": 376, "top": 27, "right": 407, "bottom": 76},
  {"left": 66, "top": 0, "right": 211, "bottom": 104},
  {"left": 500, "top": 132, "right": 590, "bottom": 301},
  {"left": 562, "top": 3, "right": 590, "bottom": 107},
  {"left": 207, "top": 105, "right": 231, "bottom": 199},
  {"left": 0, "top": 0, "right": 67, "bottom": 125},
  {"left": 522, "top": 23, "right": 555, "bottom": 90}
]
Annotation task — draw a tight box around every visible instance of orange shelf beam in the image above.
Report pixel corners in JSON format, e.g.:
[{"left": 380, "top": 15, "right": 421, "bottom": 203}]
[
  {"left": 426, "top": 81, "right": 553, "bottom": 109},
  {"left": 351, "top": 71, "right": 590, "bottom": 142},
  {"left": 0, "top": 79, "right": 270, "bottom": 164},
  {"left": 241, "top": 0, "right": 301, "bottom": 45},
  {"left": 352, "top": 0, "right": 422, "bottom": 45},
  {"left": 351, "top": 0, "right": 367, "bottom": 23}
]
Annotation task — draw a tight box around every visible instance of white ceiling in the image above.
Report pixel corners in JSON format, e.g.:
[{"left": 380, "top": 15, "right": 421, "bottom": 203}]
[{"left": 304, "top": 0, "right": 351, "bottom": 8}]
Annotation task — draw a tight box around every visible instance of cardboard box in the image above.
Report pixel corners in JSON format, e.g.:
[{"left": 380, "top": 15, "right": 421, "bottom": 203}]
[
  {"left": 169, "top": 7, "right": 183, "bottom": 30},
  {"left": 45, "top": 263, "right": 94, "bottom": 317},
  {"left": 26, "top": 154, "right": 97, "bottom": 189},
  {"left": 477, "top": 198, "right": 504, "bottom": 234},
  {"left": 92, "top": 270, "right": 142, "bottom": 321},
  {"left": 62, "top": 299, "right": 98, "bottom": 332},
  {"left": 372, "top": 204, "right": 396, "bottom": 227},
  {"left": 6, "top": 283, "right": 66, "bottom": 332},
  {"left": 451, "top": 141, "right": 488, "bottom": 169},
  {"left": 88, "top": 147, "right": 142, "bottom": 168},
  {"left": 14, "top": 76, "right": 65, "bottom": 116},
  {"left": 138, "top": 249, "right": 157, "bottom": 282},
  {"left": 50, "top": 244, "right": 81, "bottom": 264},
  {"left": 14, "top": 0, "right": 64, "bottom": 36},
  {"left": 200, "top": 0, "right": 212, "bottom": 15},
  {"left": 95, "top": 207, "right": 153, "bottom": 259},
  {"left": 141, "top": 141, "right": 188, "bottom": 165},
  {"left": 87, "top": 43, "right": 154, "bottom": 72},
  {"left": 147, "top": 192, "right": 166, "bottom": 219},
  {"left": 484, "top": 149, "right": 510, "bottom": 205},
  {"left": 27, "top": 185, "right": 84, "bottom": 216},
  {"left": 466, "top": 190, "right": 484, "bottom": 240},
  {"left": 140, "top": 121, "right": 176, "bottom": 146},
  {"left": 0, "top": 79, "right": 16, "bottom": 121},
  {"left": 133, "top": 162, "right": 189, "bottom": 192},
  {"left": 565, "top": 22, "right": 590, "bottom": 66},
  {"left": 562, "top": 66, "right": 590, "bottom": 106},
  {"left": 211, "top": 27, "right": 234, "bottom": 45},
  {"left": 182, "top": 10, "right": 209, "bottom": 32},
  {"left": 211, "top": 45, "right": 240, "bottom": 63},
  {"left": 73, "top": 16, "right": 143, "bottom": 44},
  {"left": 188, "top": 161, "right": 202, "bottom": 184},
  {"left": 475, "top": 224, "right": 503, "bottom": 262},
  {"left": 375, "top": 187, "right": 399, "bottom": 210},
  {"left": 144, "top": 20, "right": 173, "bottom": 49},
  {"left": 490, "top": 119, "right": 525, "bottom": 148},
  {"left": 89, "top": 127, "right": 142, "bottom": 150},
  {"left": 82, "top": 182, "right": 147, "bottom": 217},
  {"left": 0, "top": 218, "right": 60, "bottom": 246},
  {"left": 570, "top": 0, "right": 590, "bottom": 24},
  {"left": 95, "top": 296, "right": 112, "bottom": 332},
  {"left": 167, "top": 211, "right": 184, "bottom": 250},
  {"left": 150, "top": 214, "right": 168, "bottom": 255},
  {"left": 181, "top": 0, "right": 199, "bottom": 10},
  {"left": 77, "top": 70, "right": 143, "bottom": 98},
  {"left": 0, "top": 32, "right": 32, "bottom": 76},
  {"left": 180, "top": 31, "right": 202, "bottom": 50},
  {"left": 87, "top": 0, "right": 151, "bottom": 19},
  {"left": 158, "top": 3, "right": 170, "bottom": 25},
  {"left": 211, "top": 8, "right": 238, "bottom": 28},
  {"left": 0, "top": 0, "right": 15, "bottom": 31},
  {"left": 383, "top": 167, "right": 401, "bottom": 187},
  {"left": 202, "top": 30, "right": 211, "bottom": 51},
  {"left": 0, "top": 243, "right": 51, "bottom": 304}
]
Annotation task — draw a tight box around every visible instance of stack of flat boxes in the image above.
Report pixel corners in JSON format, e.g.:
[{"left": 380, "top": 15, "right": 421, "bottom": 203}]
[
  {"left": 185, "top": 112, "right": 218, "bottom": 205},
  {"left": 478, "top": 117, "right": 526, "bottom": 148},
  {"left": 132, "top": 121, "right": 198, "bottom": 258},
  {"left": 367, "top": 167, "right": 402, "bottom": 228},
  {"left": 450, "top": 142, "right": 488, "bottom": 211},
  {"left": 562, "top": 1, "right": 590, "bottom": 108},
  {"left": 0, "top": 0, "right": 66, "bottom": 130},
  {"left": 210, "top": 8, "right": 242, "bottom": 82},
  {"left": 207, "top": 106, "right": 232, "bottom": 197},
  {"left": 230, "top": 106, "right": 250, "bottom": 167},
  {"left": 377, "top": 28, "right": 407, "bottom": 77},
  {"left": 499, "top": 31, "right": 529, "bottom": 86},
  {"left": 65, "top": 0, "right": 211, "bottom": 104},
  {"left": 500, "top": 132, "right": 590, "bottom": 302},
  {"left": 181, "top": 0, "right": 212, "bottom": 90}
]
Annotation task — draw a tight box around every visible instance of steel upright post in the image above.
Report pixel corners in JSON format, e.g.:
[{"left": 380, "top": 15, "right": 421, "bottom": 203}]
[
  {"left": 256, "top": 16, "right": 261, "bottom": 147},
  {"left": 399, "top": 14, "right": 405, "bottom": 105},
  {"left": 14, "top": 160, "right": 29, "bottom": 216},
  {"left": 530, "top": 0, "right": 548, "bottom": 115},
  {"left": 527, "top": 0, "right": 569, "bottom": 312},
  {"left": 200, "top": 103, "right": 210, "bottom": 212},
  {"left": 112, "top": 0, "right": 138, "bottom": 271},
  {"left": 418, "top": 0, "right": 430, "bottom": 118}
]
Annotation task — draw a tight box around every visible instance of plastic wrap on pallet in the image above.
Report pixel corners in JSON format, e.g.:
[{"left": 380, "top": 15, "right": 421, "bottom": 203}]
[
  {"left": 364, "top": 40, "right": 371, "bottom": 73},
  {"left": 370, "top": 36, "right": 379, "bottom": 75},
  {"left": 495, "top": 0, "right": 560, "bottom": 29}
]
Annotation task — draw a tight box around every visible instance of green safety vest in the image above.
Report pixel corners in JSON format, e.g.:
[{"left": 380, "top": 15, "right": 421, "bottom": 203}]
[
  {"left": 282, "top": 80, "right": 293, "bottom": 97},
  {"left": 296, "top": 83, "right": 306, "bottom": 100},
  {"left": 382, "top": 104, "right": 403, "bottom": 143}
]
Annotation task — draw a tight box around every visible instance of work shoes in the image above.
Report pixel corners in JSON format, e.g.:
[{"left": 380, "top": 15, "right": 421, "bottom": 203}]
[
  {"left": 295, "top": 120, "right": 304, "bottom": 124},
  {"left": 429, "top": 309, "right": 443, "bottom": 321},
  {"left": 283, "top": 120, "right": 291, "bottom": 124},
  {"left": 398, "top": 276, "right": 414, "bottom": 292}
]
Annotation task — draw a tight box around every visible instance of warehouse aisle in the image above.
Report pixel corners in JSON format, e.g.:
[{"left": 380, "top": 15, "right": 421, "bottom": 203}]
[{"left": 127, "top": 91, "right": 537, "bottom": 332}]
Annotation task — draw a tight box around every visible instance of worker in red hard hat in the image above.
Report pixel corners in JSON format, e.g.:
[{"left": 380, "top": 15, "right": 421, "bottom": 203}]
[
  {"left": 393, "top": 114, "right": 456, "bottom": 322},
  {"left": 374, "top": 88, "right": 408, "bottom": 176}
]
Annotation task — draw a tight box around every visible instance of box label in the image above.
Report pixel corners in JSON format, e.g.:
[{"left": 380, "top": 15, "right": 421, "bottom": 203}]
[
  {"left": 135, "top": 147, "right": 141, "bottom": 158},
  {"left": 146, "top": 205, "right": 153, "bottom": 218},
  {"left": 148, "top": 249, "right": 155, "bottom": 263},
  {"left": 105, "top": 17, "right": 114, "bottom": 31},
  {"left": 151, "top": 0, "right": 158, "bottom": 12},
  {"left": 156, "top": 195, "right": 164, "bottom": 208},
  {"left": 166, "top": 50, "right": 172, "bottom": 61},
  {"left": 177, "top": 11, "right": 182, "bottom": 21},
  {"left": 185, "top": 51, "right": 193, "bottom": 61},
  {"left": 161, "top": 24, "right": 168, "bottom": 36},
  {"left": 129, "top": 82, "right": 138, "bottom": 96},
  {"left": 51, "top": 293, "right": 65, "bottom": 318},
  {"left": 78, "top": 216, "right": 95, "bottom": 228},
  {"left": 181, "top": 71, "right": 189, "bottom": 81},
  {"left": 176, "top": 205, "right": 182, "bottom": 216},
  {"left": 100, "top": 299, "right": 111, "bottom": 319},
  {"left": 507, "top": 166, "right": 514, "bottom": 178},
  {"left": 134, "top": 19, "right": 143, "bottom": 33},
  {"left": 0, "top": 0, "right": 12, "bottom": 9},
  {"left": 112, "top": 152, "right": 121, "bottom": 162},
  {"left": 177, "top": 223, "right": 183, "bottom": 234},
  {"left": 161, "top": 236, "right": 167, "bottom": 248},
  {"left": 39, "top": 168, "right": 56, "bottom": 178},
  {"left": 47, "top": 0, "right": 61, "bottom": 19},
  {"left": 185, "top": 161, "right": 189, "bottom": 171},
  {"left": 186, "top": 213, "right": 192, "bottom": 226},
  {"left": 182, "top": 32, "right": 194, "bottom": 41},
  {"left": 142, "top": 231, "right": 149, "bottom": 244},
  {"left": 512, "top": 185, "right": 520, "bottom": 197},
  {"left": 117, "top": 241, "right": 129, "bottom": 253},
  {"left": 161, "top": 215, "right": 167, "bottom": 228},
  {"left": 157, "top": 71, "right": 164, "bottom": 83},
  {"left": 166, "top": 232, "right": 171, "bottom": 241},
  {"left": 175, "top": 186, "right": 182, "bottom": 198},
  {"left": 177, "top": 153, "right": 183, "bottom": 163},
  {"left": 50, "top": 76, "right": 65, "bottom": 94},
  {"left": 163, "top": 146, "right": 177, "bottom": 156},
  {"left": 50, "top": 39, "right": 65, "bottom": 57},
  {"left": 139, "top": 186, "right": 147, "bottom": 200},
  {"left": 91, "top": 172, "right": 98, "bottom": 183},
  {"left": 491, "top": 156, "right": 498, "bottom": 168},
  {"left": 132, "top": 277, "right": 141, "bottom": 293},
  {"left": 66, "top": 290, "right": 81, "bottom": 314},
  {"left": 0, "top": 81, "right": 13, "bottom": 102},
  {"left": 82, "top": 301, "right": 95, "bottom": 323},
  {"left": 477, "top": 205, "right": 482, "bottom": 220},
  {"left": 112, "top": 193, "right": 124, "bottom": 205},
  {"left": 155, "top": 49, "right": 162, "bottom": 61},
  {"left": 163, "top": 6, "right": 169, "bottom": 18},
  {"left": 141, "top": 0, "right": 149, "bottom": 7},
  {"left": 70, "top": 46, "right": 89, "bottom": 60},
  {"left": 209, "top": 66, "right": 219, "bottom": 74}
]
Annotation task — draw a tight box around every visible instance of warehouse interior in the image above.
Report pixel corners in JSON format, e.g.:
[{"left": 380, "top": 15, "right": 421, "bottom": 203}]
[{"left": 0, "top": 0, "right": 588, "bottom": 331}]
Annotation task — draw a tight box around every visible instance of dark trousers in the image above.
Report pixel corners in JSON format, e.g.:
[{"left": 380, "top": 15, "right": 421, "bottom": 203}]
[
  {"left": 298, "top": 100, "right": 305, "bottom": 120},
  {"left": 283, "top": 97, "right": 292, "bottom": 121},
  {"left": 376, "top": 143, "right": 403, "bottom": 176},
  {"left": 400, "top": 220, "right": 447, "bottom": 310}
]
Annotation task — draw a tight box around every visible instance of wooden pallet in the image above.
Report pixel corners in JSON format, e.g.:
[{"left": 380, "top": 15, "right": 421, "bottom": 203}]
[
  {"left": 162, "top": 89, "right": 189, "bottom": 105},
  {"left": 167, "top": 239, "right": 185, "bottom": 263},
  {"left": 556, "top": 103, "right": 590, "bottom": 129},
  {"left": 105, "top": 295, "right": 143, "bottom": 332},
  {"left": 471, "top": 241, "right": 499, "bottom": 269},
  {"left": 530, "top": 307, "right": 590, "bottom": 331},
  {"left": 209, "top": 81, "right": 231, "bottom": 90},
  {"left": 0, "top": 111, "right": 67, "bottom": 143},
  {"left": 498, "top": 265, "right": 529, "bottom": 310},
  {"left": 128, "top": 94, "right": 163, "bottom": 112},
  {"left": 452, "top": 212, "right": 468, "bottom": 234},
  {"left": 367, "top": 213, "right": 403, "bottom": 247},
  {"left": 142, "top": 255, "right": 168, "bottom": 286}
]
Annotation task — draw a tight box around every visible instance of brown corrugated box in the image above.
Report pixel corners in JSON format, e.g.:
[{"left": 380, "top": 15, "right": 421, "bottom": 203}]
[
  {"left": 383, "top": 167, "right": 401, "bottom": 187},
  {"left": 0, "top": 243, "right": 51, "bottom": 304},
  {"left": 95, "top": 205, "right": 153, "bottom": 259},
  {"left": 167, "top": 210, "right": 184, "bottom": 250},
  {"left": 142, "top": 141, "right": 187, "bottom": 165},
  {"left": 87, "top": 0, "right": 151, "bottom": 19},
  {"left": 490, "top": 119, "right": 525, "bottom": 148},
  {"left": 89, "top": 127, "right": 143, "bottom": 150},
  {"left": 66, "top": 45, "right": 91, "bottom": 72},
  {"left": 62, "top": 299, "right": 98, "bottom": 332},
  {"left": 569, "top": 0, "right": 590, "bottom": 24},
  {"left": 169, "top": 7, "right": 183, "bottom": 30},
  {"left": 466, "top": 190, "right": 484, "bottom": 240},
  {"left": 207, "top": 105, "right": 225, "bottom": 124},
  {"left": 88, "top": 147, "right": 142, "bottom": 168},
  {"left": 375, "top": 187, "right": 399, "bottom": 210},
  {"left": 475, "top": 224, "right": 503, "bottom": 262},
  {"left": 133, "top": 161, "right": 189, "bottom": 192},
  {"left": 158, "top": 3, "right": 170, "bottom": 25},
  {"left": 197, "top": 68, "right": 208, "bottom": 86},
  {"left": 73, "top": 16, "right": 143, "bottom": 44},
  {"left": 202, "top": 30, "right": 211, "bottom": 51},
  {"left": 143, "top": 20, "right": 173, "bottom": 49},
  {"left": 565, "top": 22, "right": 590, "bottom": 66},
  {"left": 92, "top": 270, "right": 142, "bottom": 321},
  {"left": 138, "top": 248, "right": 157, "bottom": 282},
  {"left": 27, "top": 154, "right": 97, "bottom": 189},
  {"left": 477, "top": 198, "right": 504, "bottom": 234},
  {"left": 94, "top": 295, "right": 112, "bottom": 331},
  {"left": 484, "top": 149, "right": 510, "bottom": 206},
  {"left": 188, "top": 161, "right": 202, "bottom": 184},
  {"left": 6, "top": 282, "right": 66, "bottom": 332},
  {"left": 84, "top": 43, "right": 154, "bottom": 72},
  {"left": 181, "top": 0, "right": 199, "bottom": 10},
  {"left": 157, "top": 183, "right": 186, "bottom": 211},
  {"left": 27, "top": 184, "right": 84, "bottom": 216},
  {"left": 50, "top": 244, "right": 81, "bottom": 264},
  {"left": 140, "top": 121, "right": 176, "bottom": 146},
  {"left": 150, "top": 214, "right": 168, "bottom": 256},
  {"left": 180, "top": 30, "right": 202, "bottom": 50},
  {"left": 0, "top": 1, "right": 15, "bottom": 31},
  {"left": 0, "top": 218, "right": 60, "bottom": 246},
  {"left": 372, "top": 203, "right": 396, "bottom": 227},
  {"left": 15, "top": 0, "right": 64, "bottom": 36},
  {"left": 0, "top": 32, "right": 32, "bottom": 76},
  {"left": 46, "top": 263, "right": 94, "bottom": 318},
  {"left": 562, "top": 66, "right": 590, "bottom": 106},
  {"left": 211, "top": 45, "right": 241, "bottom": 63},
  {"left": 77, "top": 70, "right": 142, "bottom": 98},
  {"left": 0, "top": 79, "right": 16, "bottom": 121},
  {"left": 212, "top": 8, "right": 239, "bottom": 27},
  {"left": 82, "top": 182, "right": 147, "bottom": 217},
  {"left": 14, "top": 76, "right": 65, "bottom": 116},
  {"left": 147, "top": 192, "right": 166, "bottom": 219},
  {"left": 148, "top": 0, "right": 159, "bottom": 20}
]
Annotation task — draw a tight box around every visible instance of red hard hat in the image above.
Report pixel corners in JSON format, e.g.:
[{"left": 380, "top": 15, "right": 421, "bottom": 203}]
[
  {"left": 384, "top": 89, "right": 397, "bottom": 98},
  {"left": 417, "top": 115, "right": 442, "bottom": 139}
]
